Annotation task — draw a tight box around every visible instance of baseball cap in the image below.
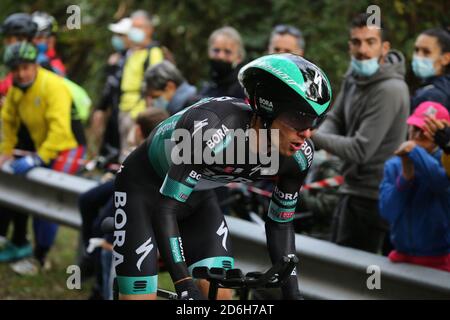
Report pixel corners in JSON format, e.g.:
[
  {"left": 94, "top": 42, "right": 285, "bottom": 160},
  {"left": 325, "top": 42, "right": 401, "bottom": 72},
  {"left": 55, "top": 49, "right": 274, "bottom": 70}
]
[
  {"left": 108, "top": 17, "right": 131, "bottom": 35},
  {"left": 407, "top": 101, "right": 450, "bottom": 129}
]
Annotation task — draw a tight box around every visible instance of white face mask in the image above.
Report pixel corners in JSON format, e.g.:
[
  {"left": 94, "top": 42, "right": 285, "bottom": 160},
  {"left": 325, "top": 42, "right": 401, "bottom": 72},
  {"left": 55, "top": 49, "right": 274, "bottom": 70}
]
[
  {"left": 411, "top": 55, "right": 437, "bottom": 79},
  {"left": 128, "top": 27, "right": 146, "bottom": 44},
  {"left": 351, "top": 56, "right": 380, "bottom": 77},
  {"left": 153, "top": 96, "right": 169, "bottom": 109}
]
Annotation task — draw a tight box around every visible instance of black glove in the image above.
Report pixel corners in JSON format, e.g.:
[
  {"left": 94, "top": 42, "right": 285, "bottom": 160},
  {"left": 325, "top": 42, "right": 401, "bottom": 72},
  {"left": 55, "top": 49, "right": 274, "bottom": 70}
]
[
  {"left": 175, "top": 279, "right": 206, "bottom": 300},
  {"left": 434, "top": 126, "right": 450, "bottom": 154}
]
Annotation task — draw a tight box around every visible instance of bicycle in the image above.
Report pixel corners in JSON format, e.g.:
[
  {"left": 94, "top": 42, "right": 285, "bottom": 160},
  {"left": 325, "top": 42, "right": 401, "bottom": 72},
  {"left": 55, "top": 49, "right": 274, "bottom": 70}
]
[{"left": 101, "top": 217, "right": 299, "bottom": 300}]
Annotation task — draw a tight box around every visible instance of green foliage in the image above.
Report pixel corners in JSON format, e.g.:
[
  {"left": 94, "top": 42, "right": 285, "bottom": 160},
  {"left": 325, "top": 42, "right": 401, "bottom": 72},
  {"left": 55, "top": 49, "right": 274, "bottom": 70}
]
[{"left": 1, "top": 0, "right": 448, "bottom": 103}]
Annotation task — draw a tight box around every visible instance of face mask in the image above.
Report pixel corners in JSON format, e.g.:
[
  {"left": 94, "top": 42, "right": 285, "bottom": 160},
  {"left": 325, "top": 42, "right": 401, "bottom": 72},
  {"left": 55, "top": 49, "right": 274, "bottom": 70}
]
[
  {"left": 35, "top": 42, "right": 48, "bottom": 54},
  {"left": 153, "top": 96, "right": 169, "bottom": 110},
  {"left": 128, "top": 27, "right": 146, "bottom": 44},
  {"left": 209, "top": 59, "right": 234, "bottom": 82},
  {"left": 412, "top": 55, "right": 436, "bottom": 79},
  {"left": 111, "top": 35, "right": 125, "bottom": 51},
  {"left": 351, "top": 56, "right": 380, "bottom": 77}
]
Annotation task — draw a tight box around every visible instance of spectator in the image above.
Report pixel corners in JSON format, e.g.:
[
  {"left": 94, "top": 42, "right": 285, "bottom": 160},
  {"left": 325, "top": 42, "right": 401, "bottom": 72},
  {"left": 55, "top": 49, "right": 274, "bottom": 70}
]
[
  {"left": 311, "top": 13, "right": 410, "bottom": 253},
  {"left": 411, "top": 28, "right": 450, "bottom": 111},
  {"left": 90, "top": 17, "right": 132, "bottom": 160},
  {"left": 31, "top": 11, "right": 66, "bottom": 76},
  {"left": 268, "top": 24, "right": 305, "bottom": 56},
  {"left": 379, "top": 101, "right": 450, "bottom": 272},
  {"left": 118, "top": 10, "right": 164, "bottom": 158},
  {"left": 143, "top": 60, "right": 198, "bottom": 115},
  {"left": 199, "top": 26, "right": 246, "bottom": 215},
  {"left": 0, "top": 13, "right": 38, "bottom": 266},
  {"left": 200, "top": 26, "right": 246, "bottom": 99},
  {"left": 79, "top": 108, "right": 169, "bottom": 299},
  {"left": 0, "top": 42, "right": 86, "bottom": 274}
]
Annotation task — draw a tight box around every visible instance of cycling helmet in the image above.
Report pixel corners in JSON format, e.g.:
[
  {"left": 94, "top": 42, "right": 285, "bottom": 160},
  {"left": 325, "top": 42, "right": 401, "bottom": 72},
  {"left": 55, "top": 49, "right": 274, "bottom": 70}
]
[
  {"left": 3, "top": 41, "right": 38, "bottom": 68},
  {"left": 31, "top": 11, "right": 58, "bottom": 36},
  {"left": 238, "top": 53, "right": 332, "bottom": 130},
  {"left": 0, "top": 13, "right": 37, "bottom": 39}
]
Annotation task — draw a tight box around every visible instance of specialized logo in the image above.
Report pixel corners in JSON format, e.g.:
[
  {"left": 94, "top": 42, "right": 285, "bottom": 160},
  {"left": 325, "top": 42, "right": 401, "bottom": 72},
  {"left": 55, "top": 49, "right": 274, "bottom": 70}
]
[
  {"left": 206, "top": 125, "right": 230, "bottom": 150},
  {"left": 192, "top": 118, "right": 208, "bottom": 137},
  {"left": 135, "top": 237, "right": 154, "bottom": 271},
  {"left": 250, "top": 165, "right": 262, "bottom": 177},
  {"left": 216, "top": 221, "right": 229, "bottom": 251}
]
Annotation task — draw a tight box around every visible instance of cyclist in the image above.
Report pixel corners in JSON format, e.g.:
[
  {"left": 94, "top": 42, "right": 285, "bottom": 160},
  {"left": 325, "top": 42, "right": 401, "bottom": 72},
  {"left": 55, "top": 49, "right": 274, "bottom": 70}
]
[
  {"left": 113, "top": 53, "right": 332, "bottom": 300},
  {"left": 31, "top": 11, "right": 66, "bottom": 76}
]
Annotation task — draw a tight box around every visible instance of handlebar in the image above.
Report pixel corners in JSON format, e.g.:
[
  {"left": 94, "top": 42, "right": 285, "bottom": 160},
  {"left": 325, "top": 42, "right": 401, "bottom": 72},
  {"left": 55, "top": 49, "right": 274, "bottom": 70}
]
[{"left": 192, "top": 254, "right": 299, "bottom": 300}]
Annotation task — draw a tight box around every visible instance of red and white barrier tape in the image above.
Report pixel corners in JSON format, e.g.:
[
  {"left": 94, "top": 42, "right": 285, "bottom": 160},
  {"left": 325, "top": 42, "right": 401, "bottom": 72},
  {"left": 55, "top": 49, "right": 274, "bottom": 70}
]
[{"left": 227, "top": 175, "right": 344, "bottom": 198}]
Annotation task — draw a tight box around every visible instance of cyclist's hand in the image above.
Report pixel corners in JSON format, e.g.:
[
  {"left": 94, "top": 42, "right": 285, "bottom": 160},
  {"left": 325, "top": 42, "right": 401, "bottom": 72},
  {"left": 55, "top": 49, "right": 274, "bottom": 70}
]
[{"left": 175, "top": 279, "right": 206, "bottom": 300}]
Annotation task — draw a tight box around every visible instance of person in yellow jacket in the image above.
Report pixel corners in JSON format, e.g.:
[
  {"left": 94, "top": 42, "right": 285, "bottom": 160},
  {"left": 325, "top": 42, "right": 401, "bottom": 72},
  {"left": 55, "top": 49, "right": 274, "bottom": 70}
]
[
  {"left": 0, "top": 41, "right": 85, "bottom": 172},
  {"left": 0, "top": 41, "right": 85, "bottom": 273},
  {"left": 118, "top": 10, "right": 163, "bottom": 159}
]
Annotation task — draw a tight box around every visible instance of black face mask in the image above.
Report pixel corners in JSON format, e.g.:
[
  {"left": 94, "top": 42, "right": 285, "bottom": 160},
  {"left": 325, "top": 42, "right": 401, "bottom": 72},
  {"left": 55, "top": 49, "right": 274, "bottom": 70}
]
[
  {"left": 209, "top": 59, "right": 234, "bottom": 82},
  {"left": 13, "top": 79, "right": 34, "bottom": 91}
]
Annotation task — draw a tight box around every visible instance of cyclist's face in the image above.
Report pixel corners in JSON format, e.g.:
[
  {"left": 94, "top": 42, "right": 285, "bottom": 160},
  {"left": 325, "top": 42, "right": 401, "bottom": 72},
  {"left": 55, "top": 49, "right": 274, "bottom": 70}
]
[
  {"left": 271, "top": 117, "right": 312, "bottom": 157},
  {"left": 268, "top": 34, "right": 303, "bottom": 56},
  {"left": 209, "top": 35, "right": 241, "bottom": 64},
  {"left": 349, "top": 27, "right": 389, "bottom": 61},
  {"left": 11, "top": 63, "right": 37, "bottom": 85},
  {"left": 414, "top": 34, "right": 450, "bottom": 76}
]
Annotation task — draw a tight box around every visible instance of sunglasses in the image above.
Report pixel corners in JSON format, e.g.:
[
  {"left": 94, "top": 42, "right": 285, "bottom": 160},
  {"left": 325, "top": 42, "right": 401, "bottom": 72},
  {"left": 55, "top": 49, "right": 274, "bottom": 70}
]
[
  {"left": 277, "top": 111, "right": 327, "bottom": 132},
  {"left": 273, "top": 25, "right": 302, "bottom": 38}
]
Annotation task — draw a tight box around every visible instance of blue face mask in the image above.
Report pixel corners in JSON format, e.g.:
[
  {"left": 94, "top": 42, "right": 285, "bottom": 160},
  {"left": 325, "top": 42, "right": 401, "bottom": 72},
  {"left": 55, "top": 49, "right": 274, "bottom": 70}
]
[
  {"left": 153, "top": 96, "right": 169, "bottom": 110},
  {"left": 111, "top": 35, "right": 125, "bottom": 51},
  {"left": 412, "top": 55, "right": 436, "bottom": 79},
  {"left": 351, "top": 56, "right": 380, "bottom": 77},
  {"left": 36, "top": 42, "right": 48, "bottom": 54},
  {"left": 128, "top": 27, "right": 146, "bottom": 44}
]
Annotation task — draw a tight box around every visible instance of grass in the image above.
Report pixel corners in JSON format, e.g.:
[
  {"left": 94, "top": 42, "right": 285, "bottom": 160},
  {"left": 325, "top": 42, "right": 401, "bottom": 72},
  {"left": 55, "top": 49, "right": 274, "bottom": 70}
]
[{"left": 0, "top": 224, "right": 174, "bottom": 300}]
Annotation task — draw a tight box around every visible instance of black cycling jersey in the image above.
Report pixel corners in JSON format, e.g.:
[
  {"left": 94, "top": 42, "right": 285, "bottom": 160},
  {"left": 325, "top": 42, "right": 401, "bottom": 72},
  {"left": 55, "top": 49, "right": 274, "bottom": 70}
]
[{"left": 113, "top": 97, "right": 314, "bottom": 299}]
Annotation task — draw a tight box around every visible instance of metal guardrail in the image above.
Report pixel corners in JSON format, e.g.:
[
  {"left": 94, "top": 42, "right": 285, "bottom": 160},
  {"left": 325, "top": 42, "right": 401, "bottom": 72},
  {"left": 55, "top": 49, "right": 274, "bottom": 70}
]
[{"left": 0, "top": 167, "right": 449, "bottom": 300}]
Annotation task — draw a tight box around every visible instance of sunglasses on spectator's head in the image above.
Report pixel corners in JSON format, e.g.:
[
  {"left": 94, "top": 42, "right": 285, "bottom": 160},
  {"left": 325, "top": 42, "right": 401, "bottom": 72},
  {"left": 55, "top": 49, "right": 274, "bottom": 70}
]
[{"left": 273, "top": 25, "right": 302, "bottom": 38}]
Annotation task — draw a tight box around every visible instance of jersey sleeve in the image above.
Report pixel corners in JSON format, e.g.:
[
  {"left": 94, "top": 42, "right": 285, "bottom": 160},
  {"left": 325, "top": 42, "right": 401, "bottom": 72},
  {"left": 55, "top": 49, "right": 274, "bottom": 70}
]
[
  {"left": 159, "top": 104, "right": 228, "bottom": 202},
  {"left": 267, "top": 139, "right": 314, "bottom": 222}
]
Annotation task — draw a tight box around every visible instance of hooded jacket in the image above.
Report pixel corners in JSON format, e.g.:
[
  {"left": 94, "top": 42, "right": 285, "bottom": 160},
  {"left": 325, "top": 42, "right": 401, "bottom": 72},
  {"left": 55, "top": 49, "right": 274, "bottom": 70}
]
[
  {"left": 312, "top": 50, "right": 410, "bottom": 200},
  {"left": 379, "top": 146, "right": 450, "bottom": 256},
  {"left": 411, "top": 74, "right": 450, "bottom": 112}
]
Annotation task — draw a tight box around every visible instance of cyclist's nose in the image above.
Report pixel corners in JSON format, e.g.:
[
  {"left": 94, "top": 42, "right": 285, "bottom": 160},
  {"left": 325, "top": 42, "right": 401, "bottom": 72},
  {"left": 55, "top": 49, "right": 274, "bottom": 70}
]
[{"left": 297, "top": 128, "right": 312, "bottom": 139}]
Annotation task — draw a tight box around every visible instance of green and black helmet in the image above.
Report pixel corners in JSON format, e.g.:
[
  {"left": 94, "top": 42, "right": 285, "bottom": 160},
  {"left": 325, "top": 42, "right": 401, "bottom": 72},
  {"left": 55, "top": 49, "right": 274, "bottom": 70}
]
[
  {"left": 238, "top": 53, "right": 332, "bottom": 130},
  {"left": 3, "top": 41, "right": 38, "bottom": 68}
]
